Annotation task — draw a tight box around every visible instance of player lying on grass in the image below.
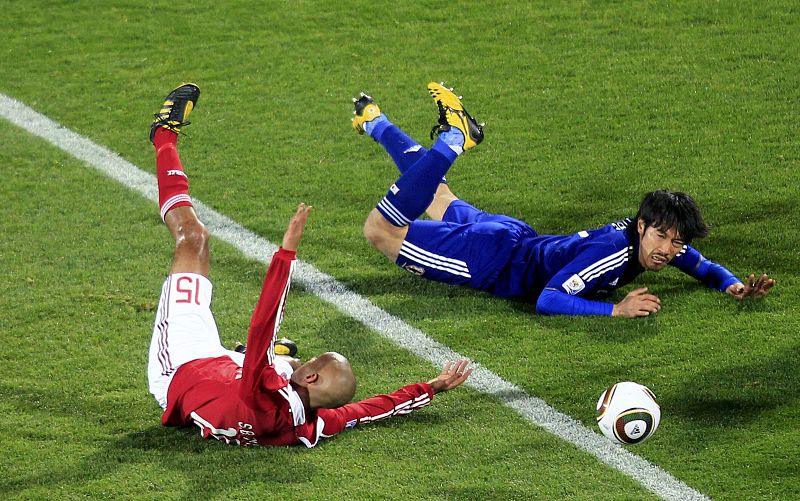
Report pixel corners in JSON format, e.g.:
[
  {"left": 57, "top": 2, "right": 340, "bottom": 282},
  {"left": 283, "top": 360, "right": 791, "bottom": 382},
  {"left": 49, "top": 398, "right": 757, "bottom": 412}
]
[
  {"left": 147, "top": 84, "right": 472, "bottom": 447},
  {"left": 353, "top": 83, "right": 775, "bottom": 318}
]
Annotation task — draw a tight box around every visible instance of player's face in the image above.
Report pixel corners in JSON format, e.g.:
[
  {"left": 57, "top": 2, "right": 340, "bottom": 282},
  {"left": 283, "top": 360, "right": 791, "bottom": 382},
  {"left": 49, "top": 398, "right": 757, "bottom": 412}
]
[{"left": 637, "top": 220, "right": 686, "bottom": 271}]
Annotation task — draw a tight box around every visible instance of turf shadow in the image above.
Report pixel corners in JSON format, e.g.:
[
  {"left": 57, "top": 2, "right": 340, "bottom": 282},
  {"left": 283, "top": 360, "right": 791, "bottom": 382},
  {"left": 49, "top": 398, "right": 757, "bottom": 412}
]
[
  {"left": 0, "top": 383, "right": 314, "bottom": 498},
  {"left": 669, "top": 344, "right": 800, "bottom": 426}
]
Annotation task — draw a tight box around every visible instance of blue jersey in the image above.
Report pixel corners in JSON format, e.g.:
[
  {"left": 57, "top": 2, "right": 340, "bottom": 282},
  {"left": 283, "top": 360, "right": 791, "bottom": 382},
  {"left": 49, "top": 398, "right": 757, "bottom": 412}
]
[{"left": 398, "top": 201, "right": 741, "bottom": 316}]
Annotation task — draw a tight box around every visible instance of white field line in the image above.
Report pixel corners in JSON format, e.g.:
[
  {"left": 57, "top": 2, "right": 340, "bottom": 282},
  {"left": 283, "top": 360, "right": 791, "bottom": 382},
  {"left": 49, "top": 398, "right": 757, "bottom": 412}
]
[{"left": 0, "top": 92, "right": 707, "bottom": 501}]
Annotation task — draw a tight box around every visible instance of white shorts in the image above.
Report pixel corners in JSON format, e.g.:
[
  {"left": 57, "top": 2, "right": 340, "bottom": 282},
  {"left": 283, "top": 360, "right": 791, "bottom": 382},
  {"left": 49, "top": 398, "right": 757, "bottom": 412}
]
[{"left": 148, "top": 273, "right": 244, "bottom": 409}]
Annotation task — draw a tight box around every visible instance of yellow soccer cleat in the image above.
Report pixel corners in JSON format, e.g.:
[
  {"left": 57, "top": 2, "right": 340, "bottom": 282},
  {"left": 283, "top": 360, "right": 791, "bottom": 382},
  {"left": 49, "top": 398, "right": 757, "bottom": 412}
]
[
  {"left": 351, "top": 92, "right": 382, "bottom": 134},
  {"left": 150, "top": 83, "right": 200, "bottom": 143},
  {"left": 427, "top": 82, "right": 484, "bottom": 150}
]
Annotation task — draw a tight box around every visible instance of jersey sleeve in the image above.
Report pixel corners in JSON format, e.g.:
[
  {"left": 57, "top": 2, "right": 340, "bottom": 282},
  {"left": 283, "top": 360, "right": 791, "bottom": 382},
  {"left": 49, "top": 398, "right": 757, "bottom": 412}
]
[
  {"left": 536, "top": 243, "right": 629, "bottom": 316},
  {"left": 239, "top": 248, "right": 297, "bottom": 408},
  {"left": 669, "top": 245, "right": 741, "bottom": 292},
  {"left": 310, "top": 383, "right": 435, "bottom": 443},
  {"left": 535, "top": 288, "right": 614, "bottom": 316}
]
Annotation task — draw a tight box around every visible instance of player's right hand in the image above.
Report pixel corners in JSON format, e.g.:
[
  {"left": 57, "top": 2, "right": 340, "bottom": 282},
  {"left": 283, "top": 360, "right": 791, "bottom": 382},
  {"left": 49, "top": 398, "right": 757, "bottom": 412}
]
[{"left": 612, "top": 288, "right": 661, "bottom": 318}]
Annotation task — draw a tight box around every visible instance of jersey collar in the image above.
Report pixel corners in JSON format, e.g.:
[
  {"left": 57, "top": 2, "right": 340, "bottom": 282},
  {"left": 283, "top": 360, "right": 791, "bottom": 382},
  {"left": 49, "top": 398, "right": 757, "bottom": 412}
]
[{"left": 273, "top": 358, "right": 307, "bottom": 427}]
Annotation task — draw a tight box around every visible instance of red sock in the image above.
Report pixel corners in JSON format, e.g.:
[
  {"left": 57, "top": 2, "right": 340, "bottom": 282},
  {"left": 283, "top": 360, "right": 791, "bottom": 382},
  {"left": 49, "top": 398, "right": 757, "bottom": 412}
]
[{"left": 154, "top": 128, "right": 193, "bottom": 221}]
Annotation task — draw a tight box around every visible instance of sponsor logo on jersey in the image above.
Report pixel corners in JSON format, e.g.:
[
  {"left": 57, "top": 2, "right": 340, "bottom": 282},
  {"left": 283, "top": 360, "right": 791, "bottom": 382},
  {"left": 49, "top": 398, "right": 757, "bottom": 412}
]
[
  {"left": 402, "top": 263, "right": 426, "bottom": 276},
  {"left": 610, "top": 278, "right": 619, "bottom": 286},
  {"left": 578, "top": 230, "right": 589, "bottom": 238},
  {"left": 389, "top": 183, "right": 400, "bottom": 195},
  {"left": 562, "top": 274, "right": 586, "bottom": 295},
  {"left": 345, "top": 419, "right": 358, "bottom": 429}
]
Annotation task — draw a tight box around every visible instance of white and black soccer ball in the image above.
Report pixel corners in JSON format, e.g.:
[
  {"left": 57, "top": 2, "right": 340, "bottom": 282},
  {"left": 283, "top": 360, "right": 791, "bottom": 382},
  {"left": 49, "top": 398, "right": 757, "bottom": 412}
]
[{"left": 596, "top": 382, "right": 660, "bottom": 445}]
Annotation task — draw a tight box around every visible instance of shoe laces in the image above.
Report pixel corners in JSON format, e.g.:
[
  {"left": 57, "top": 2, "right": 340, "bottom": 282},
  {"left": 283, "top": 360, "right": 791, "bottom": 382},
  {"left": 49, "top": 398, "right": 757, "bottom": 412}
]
[
  {"left": 153, "top": 113, "right": 192, "bottom": 136},
  {"left": 430, "top": 101, "right": 452, "bottom": 139}
]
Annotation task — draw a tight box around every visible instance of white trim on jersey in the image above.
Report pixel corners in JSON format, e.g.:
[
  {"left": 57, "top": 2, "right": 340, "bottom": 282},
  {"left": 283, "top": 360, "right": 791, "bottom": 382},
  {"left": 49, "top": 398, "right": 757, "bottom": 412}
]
[
  {"left": 393, "top": 393, "right": 432, "bottom": 415},
  {"left": 278, "top": 384, "right": 306, "bottom": 427},
  {"left": 190, "top": 411, "right": 240, "bottom": 445},
  {"left": 160, "top": 193, "right": 192, "bottom": 221},
  {"left": 267, "top": 258, "right": 296, "bottom": 367},
  {"left": 298, "top": 415, "right": 329, "bottom": 448},
  {"left": 578, "top": 247, "right": 632, "bottom": 283},
  {"left": 377, "top": 197, "right": 412, "bottom": 227},
  {"left": 399, "top": 241, "right": 471, "bottom": 278},
  {"left": 156, "top": 275, "right": 174, "bottom": 376},
  {"left": 357, "top": 393, "right": 432, "bottom": 424},
  {"left": 583, "top": 256, "right": 628, "bottom": 282}
]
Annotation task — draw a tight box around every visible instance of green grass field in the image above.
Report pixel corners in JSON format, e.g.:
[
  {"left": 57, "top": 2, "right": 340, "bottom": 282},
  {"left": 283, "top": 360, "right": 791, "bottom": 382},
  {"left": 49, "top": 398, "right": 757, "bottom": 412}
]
[{"left": 2, "top": 1, "right": 798, "bottom": 499}]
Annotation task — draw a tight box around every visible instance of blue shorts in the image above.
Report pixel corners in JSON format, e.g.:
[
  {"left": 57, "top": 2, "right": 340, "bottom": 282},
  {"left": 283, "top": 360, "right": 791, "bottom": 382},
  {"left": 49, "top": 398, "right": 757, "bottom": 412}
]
[{"left": 396, "top": 200, "right": 538, "bottom": 292}]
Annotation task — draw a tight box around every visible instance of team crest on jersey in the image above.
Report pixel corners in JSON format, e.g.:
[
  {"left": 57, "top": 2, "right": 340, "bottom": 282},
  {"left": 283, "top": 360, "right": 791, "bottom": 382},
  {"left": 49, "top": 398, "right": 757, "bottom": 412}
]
[
  {"left": 402, "top": 264, "right": 425, "bottom": 276},
  {"left": 562, "top": 274, "right": 586, "bottom": 295}
]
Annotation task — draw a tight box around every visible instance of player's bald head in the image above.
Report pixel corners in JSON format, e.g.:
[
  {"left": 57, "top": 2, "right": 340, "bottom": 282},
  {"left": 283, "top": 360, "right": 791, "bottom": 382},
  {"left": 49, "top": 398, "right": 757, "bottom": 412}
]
[{"left": 292, "top": 352, "right": 356, "bottom": 409}]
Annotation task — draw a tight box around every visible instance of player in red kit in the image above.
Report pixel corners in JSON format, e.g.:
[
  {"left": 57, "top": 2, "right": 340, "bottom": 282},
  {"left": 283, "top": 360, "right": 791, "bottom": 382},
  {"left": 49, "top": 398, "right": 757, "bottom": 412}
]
[{"left": 147, "top": 84, "right": 472, "bottom": 447}]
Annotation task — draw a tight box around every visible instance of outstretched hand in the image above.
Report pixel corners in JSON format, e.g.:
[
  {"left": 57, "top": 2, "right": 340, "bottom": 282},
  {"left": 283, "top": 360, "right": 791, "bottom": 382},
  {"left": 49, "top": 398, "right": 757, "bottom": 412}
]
[
  {"left": 726, "top": 273, "right": 775, "bottom": 300},
  {"left": 282, "top": 203, "right": 313, "bottom": 251},
  {"left": 427, "top": 359, "right": 473, "bottom": 394},
  {"left": 612, "top": 287, "right": 661, "bottom": 318}
]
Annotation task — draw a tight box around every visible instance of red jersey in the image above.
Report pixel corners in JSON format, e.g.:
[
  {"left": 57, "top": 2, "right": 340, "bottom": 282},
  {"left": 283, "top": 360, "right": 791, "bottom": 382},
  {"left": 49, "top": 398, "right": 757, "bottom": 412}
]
[{"left": 162, "top": 248, "right": 435, "bottom": 447}]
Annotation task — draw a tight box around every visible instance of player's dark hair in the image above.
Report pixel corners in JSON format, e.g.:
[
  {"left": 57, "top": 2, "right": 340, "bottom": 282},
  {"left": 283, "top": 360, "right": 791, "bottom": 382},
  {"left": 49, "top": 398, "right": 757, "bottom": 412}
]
[{"left": 636, "top": 190, "right": 710, "bottom": 242}]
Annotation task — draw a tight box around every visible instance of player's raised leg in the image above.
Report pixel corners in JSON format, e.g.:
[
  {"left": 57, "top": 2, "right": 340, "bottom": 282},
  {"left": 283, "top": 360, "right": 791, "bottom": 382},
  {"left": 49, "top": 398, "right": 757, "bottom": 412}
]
[
  {"left": 427, "top": 82, "right": 484, "bottom": 152},
  {"left": 425, "top": 82, "right": 488, "bottom": 221},
  {"left": 150, "top": 83, "right": 208, "bottom": 276},
  {"left": 352, "top": 92, "right": 428, "bottom": 173},
  {"left": 149, "top": 83, "right": 229, "bottom": 410},
  {"left": 363, "top": 83, "right": 484, "bottom": 260}
]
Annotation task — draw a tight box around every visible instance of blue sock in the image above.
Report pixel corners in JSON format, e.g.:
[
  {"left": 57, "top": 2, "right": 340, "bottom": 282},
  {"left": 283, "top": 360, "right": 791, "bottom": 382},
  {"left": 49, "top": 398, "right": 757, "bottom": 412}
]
[
  {"left": 437, "top": 127, "right": 465, "bottom": 155},
  {"left": 375, "top": 122, "right": 427, "bottom": 174},
  {"left": 373, "top": 122, "right": 447, "bottom": 184},
  {"left": 376, "top": 139, "right": 456, "bottom": 227},
  {"left": 364, "top": 114, "right": 390, "bottom": 140}
]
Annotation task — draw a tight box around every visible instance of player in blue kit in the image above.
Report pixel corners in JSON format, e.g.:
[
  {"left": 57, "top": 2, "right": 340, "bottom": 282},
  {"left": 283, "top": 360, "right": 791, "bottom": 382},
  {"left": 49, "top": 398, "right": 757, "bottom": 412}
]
[{"left": 353, "top": 83, "right": 775, "bottom": 318}]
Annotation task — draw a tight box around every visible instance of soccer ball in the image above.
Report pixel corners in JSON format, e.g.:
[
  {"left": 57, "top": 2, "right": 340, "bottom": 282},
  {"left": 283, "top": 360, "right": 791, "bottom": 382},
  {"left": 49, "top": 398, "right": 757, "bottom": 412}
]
[{"left": 596, "top": 381, "right": 660, "bottom": 445}]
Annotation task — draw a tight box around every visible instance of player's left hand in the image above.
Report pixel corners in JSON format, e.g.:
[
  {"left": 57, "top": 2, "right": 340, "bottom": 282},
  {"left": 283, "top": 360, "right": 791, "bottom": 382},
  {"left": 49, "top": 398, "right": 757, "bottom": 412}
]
[
  {"left": 726, "top": 273, "right": 775, "bottom": 300},
  {"left": 282, "top": 203, "right": 313, "bottom": 251},
  {"left": 428, "top": 359, "right": 473, "bottom": 394}
]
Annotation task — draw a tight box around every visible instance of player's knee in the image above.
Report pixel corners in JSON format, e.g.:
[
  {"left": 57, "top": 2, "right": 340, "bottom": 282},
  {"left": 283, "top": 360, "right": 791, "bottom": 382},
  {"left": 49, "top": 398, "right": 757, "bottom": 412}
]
[
  {"left": 363, "top": 210, "right": 403, "bottom": 258},
  {"left": 177, "top": 220, "right": 210, "bottom": 256},
  {"left": 363, "top": 211, "right": 388, "bottom": 247}
]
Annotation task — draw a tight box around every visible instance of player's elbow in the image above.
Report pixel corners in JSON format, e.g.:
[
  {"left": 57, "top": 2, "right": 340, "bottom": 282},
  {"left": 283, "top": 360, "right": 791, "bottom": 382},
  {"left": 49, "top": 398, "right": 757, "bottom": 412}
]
[{"left": 535, "top": 290, "right": 560, "bottom": 316}]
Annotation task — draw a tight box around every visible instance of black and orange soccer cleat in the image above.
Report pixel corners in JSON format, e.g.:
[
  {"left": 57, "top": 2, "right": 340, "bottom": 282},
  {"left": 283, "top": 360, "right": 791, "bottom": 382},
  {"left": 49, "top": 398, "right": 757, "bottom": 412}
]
[{"left": 150, "top": 83, "right": 200, "bottom": 144}]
